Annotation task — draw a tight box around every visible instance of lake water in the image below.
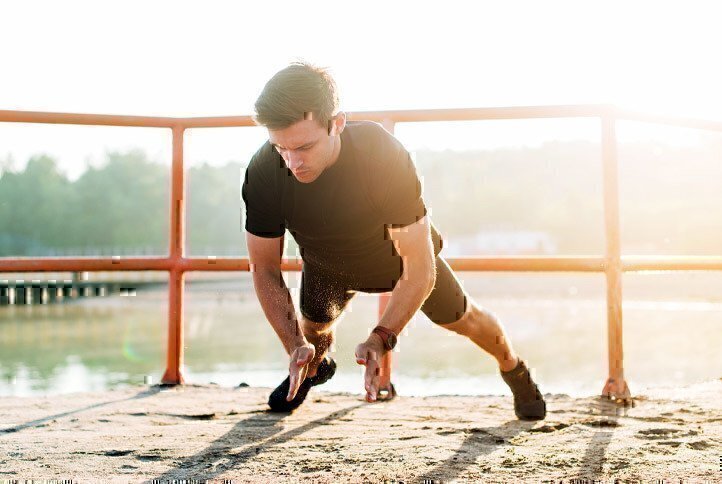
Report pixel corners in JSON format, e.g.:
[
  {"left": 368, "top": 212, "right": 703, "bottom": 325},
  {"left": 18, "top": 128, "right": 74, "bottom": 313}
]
[{"left": 1, "top": 272, "right": 720, "bottom": 399}]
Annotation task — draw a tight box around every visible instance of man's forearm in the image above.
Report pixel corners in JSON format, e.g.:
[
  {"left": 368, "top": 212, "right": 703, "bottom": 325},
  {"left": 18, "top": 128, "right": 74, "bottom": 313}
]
[
  {"left": 251, "top": 268, "right": 307, "bottom": 355},
  {"left": 377, "top": 259, "right": 435, "bottom": 335}
]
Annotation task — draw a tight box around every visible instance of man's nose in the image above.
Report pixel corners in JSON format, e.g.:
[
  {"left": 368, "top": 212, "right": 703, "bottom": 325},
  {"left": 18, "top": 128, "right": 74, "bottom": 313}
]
[{"left": 285, "top": 153, "right": 304, "bottom": 170}]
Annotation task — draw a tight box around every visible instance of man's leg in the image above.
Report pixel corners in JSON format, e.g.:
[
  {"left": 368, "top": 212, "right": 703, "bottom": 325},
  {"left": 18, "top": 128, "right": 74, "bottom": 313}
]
[
  {"left": 297, "top": 263, "right": 356, "bottom": 378},
  {"left": 420, "top": 256, "right": 545, "bottom": 419},
  {"left": 267, "top": 265, "right": 355, "bottom": 412},
  {"left": 300, "top": 314, "right": 338, "bottom": 378},
  {"left": 419, "top": 256, "right": 518, "bottom": 369},
  {"left": 438, "top": 299, "right": 520, "bottom": 372}
]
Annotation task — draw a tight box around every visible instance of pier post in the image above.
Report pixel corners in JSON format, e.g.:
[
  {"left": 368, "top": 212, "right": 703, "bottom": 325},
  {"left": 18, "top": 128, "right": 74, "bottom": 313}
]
[
  {"left": 601, "top": 110, "right": 632, "bottom": 404},
  {"left": 161, "top": 124, "right": 187, "bottom": 385}
]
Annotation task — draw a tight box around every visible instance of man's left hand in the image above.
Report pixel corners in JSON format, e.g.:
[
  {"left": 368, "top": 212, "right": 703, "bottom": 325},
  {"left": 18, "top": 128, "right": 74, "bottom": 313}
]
[{"left": 354, "top": 334, "right": 387, "bottom": 402}]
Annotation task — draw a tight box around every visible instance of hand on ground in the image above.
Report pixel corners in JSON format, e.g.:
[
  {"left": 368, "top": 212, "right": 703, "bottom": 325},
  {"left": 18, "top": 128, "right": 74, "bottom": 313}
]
[
  {"left": 287, "top": 343, "right": 316, "bottom": 401},
  {"left": 354, "top": 336, "right": 386, "bottom": 402}
]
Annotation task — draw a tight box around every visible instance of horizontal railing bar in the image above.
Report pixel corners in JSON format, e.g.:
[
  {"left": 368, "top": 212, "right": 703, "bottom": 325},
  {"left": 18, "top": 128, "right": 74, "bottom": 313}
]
[
  {"left": 4, "top": 106, "right": 721, "bottom": 134},
  {"left": 179, "top": 115, "right": 257, "bottom": 128},
  {"left": 181, "top": 256, "right": 607, "bottom": 272},
  {"left": 622, "top": 256, "right": 722, "bottom": 271},
  {"left": 181, "top": 106, "right": 722, "bottom": 131},
  {"left": 3, "top": 255, "right": 721, "bottom": 273},
  {"left": 0, "top": 257, "right": 174, "bottom": 272},
  {"left": 0, "top": 110, "right": 179, "bottom": 128},
  {"left": 446, "top": 256, "right": 605, "bottom": 272},
  {"left": 0, "top": 105, "right": 607, "bottom": 129},
  {"left": 179, "top": 105, "right": 610, "bottom": 128}
]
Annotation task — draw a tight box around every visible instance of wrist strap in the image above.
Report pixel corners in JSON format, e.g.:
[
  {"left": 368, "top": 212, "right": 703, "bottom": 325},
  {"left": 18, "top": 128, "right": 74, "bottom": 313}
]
[{"left": 372, "top": 326, "right": 397, "bottom": 350}]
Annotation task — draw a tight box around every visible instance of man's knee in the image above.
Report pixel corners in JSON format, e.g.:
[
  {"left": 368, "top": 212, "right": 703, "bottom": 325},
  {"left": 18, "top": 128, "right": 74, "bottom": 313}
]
[
  {"left": 436, "top": 299, "right": 473, "bottom": 333},
  {"left": 300, "top": 312, "right": 336, "bottom": 336},
  {"left": 438, "top": 301, "right": 496, "bottom": 335}
]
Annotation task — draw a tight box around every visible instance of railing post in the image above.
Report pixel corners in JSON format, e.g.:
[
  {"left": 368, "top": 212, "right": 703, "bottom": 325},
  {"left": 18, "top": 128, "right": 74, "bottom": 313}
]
[
  {"left": 162, "top": 125, "right": 187, "bottom": 385},
  {"left": 600, "top": 110, "right": 632, "bottom": 403}
]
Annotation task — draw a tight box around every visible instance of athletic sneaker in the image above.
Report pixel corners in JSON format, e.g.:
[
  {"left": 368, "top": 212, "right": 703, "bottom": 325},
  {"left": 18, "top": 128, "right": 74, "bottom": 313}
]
[
  {"left": 268, "top": 356, "right": 337, "bottom": 412},
  {"left": 500, "top": 358, "right": 547, "bottom": 420}
]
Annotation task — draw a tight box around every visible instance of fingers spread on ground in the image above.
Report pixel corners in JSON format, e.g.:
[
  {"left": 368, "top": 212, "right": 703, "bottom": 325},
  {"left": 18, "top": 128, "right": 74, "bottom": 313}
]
[{"left": 365, "top": 361, "right": 379, "bottom": 391}]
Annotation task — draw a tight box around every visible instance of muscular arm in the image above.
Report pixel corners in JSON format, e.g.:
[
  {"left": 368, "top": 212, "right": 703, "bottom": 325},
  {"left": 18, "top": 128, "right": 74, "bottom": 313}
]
[
  {"left": 376, "top": 215, "right": 436, "bottom": 336},
  {"left": 247, "top": 232, "right": 307, "bottom": 355},
  {"left": 355, "top": 215, "right": 436, "bottom": 401}
]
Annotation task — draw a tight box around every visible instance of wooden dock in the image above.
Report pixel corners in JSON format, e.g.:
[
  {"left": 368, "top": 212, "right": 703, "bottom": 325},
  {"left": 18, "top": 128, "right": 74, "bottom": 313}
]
[{"left": 0, "top": 277, "right": 163, "bottom": 306}]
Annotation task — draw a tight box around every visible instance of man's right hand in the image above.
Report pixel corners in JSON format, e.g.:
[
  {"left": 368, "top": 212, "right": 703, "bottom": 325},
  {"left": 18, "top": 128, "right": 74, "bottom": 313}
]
[{"left": 287, "top": 342, "right": 316, "bottom": 401}]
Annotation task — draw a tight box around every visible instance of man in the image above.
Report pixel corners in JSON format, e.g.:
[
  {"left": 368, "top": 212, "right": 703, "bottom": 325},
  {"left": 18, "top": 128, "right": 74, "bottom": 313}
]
[{"left": 242, "top": 61, "right": 546, "bottom": 420}]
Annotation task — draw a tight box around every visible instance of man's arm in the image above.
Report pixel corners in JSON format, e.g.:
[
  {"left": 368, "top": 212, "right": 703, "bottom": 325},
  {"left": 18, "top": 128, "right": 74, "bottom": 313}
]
[
  {"left": 354, "top": 215, "right": 436, "bottom": 401},
  {"left": 246, "top": 232, "right": 307, "bottom": 354},
  {"left": 247, "top": 231, "right": 317, "bottom": 401},
  {"left": 378, "top": 214, "right": 437, "bottom": 336}
]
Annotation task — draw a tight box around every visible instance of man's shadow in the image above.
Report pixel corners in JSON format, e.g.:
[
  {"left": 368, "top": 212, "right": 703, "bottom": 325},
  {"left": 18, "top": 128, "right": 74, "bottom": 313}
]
[
  {"left": 0, "top": 385, "right": 161, "bottom": 435},
  {"left": 419, "top": 396, "right": 631, "bottom": 481},
  {"left": 148, "top": 402, "right": 364, "bottom": 481},
  {"left": 417, "top": 420, "right": 526, "bottom": 482}
]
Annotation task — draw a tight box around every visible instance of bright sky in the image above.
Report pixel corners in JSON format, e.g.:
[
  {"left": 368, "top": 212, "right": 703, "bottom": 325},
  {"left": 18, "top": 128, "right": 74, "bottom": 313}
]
[{"left": 1, "top": 0, "right": 721, "bottom": 180}]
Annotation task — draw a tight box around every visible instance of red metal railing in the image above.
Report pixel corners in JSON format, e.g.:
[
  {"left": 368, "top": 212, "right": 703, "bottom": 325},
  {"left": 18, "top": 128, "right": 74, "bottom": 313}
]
[{"left": 2, "top": 105, "right": 722, "bottom": 403}]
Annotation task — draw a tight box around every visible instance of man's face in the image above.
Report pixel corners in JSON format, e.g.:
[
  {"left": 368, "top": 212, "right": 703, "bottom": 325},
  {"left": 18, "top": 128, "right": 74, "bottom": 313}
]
[{"left": 268, "top": 115, "right": 343, "bottom": 183}]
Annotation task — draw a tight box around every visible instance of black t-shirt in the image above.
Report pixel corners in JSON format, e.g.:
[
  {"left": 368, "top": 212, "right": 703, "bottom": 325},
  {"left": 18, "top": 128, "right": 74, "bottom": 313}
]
[{"left": 242, "top": 120, "right": 434, "bottom": 277}]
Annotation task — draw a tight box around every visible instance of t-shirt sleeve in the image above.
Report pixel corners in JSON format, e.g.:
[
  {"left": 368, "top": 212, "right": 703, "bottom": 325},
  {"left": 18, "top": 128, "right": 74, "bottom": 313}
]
[
  {"left": 241, "top": 155, "right": 285, "bottom": 238},
  {"left": 375, "top": 133, "right": 428, "bottom": 228}
]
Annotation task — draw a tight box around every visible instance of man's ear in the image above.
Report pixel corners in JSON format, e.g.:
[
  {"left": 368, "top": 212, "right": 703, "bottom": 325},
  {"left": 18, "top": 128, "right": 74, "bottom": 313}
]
[{"left": 328, "top": 112, "right": 346, "bottom": 136}]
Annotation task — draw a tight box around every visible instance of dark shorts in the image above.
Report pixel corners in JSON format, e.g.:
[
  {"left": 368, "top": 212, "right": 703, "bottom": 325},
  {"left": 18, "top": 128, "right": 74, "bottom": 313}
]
[{"left": 299, "top": 225, "right": 468, "bottom": 325}]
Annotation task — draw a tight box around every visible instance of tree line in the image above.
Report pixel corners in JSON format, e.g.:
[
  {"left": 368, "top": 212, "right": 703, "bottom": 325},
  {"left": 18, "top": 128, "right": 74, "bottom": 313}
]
[
  {"left": 0, "top": 149, "right": 244, "bottom": 257},
  {"left": 1, "top": 139, "right": 721, "bottom": 258}
]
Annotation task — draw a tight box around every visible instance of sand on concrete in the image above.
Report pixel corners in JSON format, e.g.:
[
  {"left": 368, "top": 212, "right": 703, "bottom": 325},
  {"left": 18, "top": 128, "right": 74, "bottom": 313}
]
[{"left": 0, "top": 379, "right": 720, "bottom": 483}]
